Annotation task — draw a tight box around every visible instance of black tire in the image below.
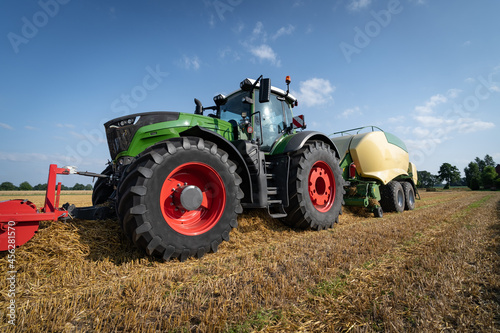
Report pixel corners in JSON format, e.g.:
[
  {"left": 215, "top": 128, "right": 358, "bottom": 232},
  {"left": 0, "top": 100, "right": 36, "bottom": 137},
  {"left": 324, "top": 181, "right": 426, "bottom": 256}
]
[
  {"left": 92, "top": 165, "right": 114, "bottom": 205},
  {"left": 117, "top": 137, "right": 243, "bottom": 261},
  {"left": 373, "top": 206, "right": 383, "bottom": 218},
  {"left": 401, "top": 182, "right": 415, "bottom": 211},
  {"left": 380, "top": 181, "right": 405, "bottom": 213},
  {"left": 281, "top": 141, "right": 344, "bottom": 230}
]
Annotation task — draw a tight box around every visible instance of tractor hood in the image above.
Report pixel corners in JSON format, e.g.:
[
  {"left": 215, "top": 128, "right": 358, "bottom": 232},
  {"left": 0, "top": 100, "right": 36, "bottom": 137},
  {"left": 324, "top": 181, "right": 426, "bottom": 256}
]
[{"left": 104, "top": 111, "right": 180, "bottom": 160}]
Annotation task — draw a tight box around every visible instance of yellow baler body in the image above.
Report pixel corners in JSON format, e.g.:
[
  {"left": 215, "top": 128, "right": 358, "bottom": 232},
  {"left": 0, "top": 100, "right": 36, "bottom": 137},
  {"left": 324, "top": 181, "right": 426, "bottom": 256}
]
[{"left": 332, "top": 131, "right": 412, "bottom": 185}]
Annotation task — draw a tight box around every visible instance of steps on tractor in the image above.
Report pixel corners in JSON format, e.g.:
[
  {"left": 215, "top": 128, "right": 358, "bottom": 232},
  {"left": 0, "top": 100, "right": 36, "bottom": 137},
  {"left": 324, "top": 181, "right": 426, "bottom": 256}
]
[{"left": 265, "top": 159, "right": 289, "bottom": 219}]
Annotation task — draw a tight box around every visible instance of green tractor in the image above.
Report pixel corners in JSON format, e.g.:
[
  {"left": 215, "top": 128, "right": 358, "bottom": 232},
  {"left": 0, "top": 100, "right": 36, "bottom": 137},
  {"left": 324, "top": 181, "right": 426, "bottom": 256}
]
[{"left": 94, "top": 76, "right": 345, "bottom": 261}]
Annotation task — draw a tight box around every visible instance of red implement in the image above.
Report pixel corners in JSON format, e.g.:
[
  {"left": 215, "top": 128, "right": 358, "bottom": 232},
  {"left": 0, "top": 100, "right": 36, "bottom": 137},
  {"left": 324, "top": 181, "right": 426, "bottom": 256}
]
[{"left": 0, "top": 164, "right": 71, "bottom": 250}]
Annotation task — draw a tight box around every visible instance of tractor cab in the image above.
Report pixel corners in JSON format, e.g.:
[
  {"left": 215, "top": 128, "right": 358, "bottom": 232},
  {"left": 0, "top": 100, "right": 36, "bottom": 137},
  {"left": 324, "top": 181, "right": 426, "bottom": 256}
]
[{"left": 217, "top": 77, "right": 299, "bottom": 151}]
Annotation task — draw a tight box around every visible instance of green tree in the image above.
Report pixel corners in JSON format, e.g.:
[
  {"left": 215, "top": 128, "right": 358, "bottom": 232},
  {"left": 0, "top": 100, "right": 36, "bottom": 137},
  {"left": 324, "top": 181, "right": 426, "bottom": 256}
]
[
  {"left": 464, "top": 162, "right": 481, "bottom": 190},
  {"left": 475, "top": 154, "right": 496, "bottom": 173},
  {"left": 438, "top": 163, "right": 461, "bottom": 189},
  {"left": 0, "top": 182, "right": 18, "bottom": 191},
  {"left": 33, "top": 183, "right": 48, "bottom": 190},
  {"left": 72, "top": 183, "right": 85, "bottom": 190},
  {"left": 19, "top": 181, "right": 33, "bottom": 191},
  {"left": 417, "top": 170, "right": 438, "bottom": 188},
  {"left": 484, "top": 154, "right": 495, "bottom": 167},
  {"left": 84, "top": 184, "right": 93, "bottom": 190},
  {"left": 481, "top": 166, "right": 498, "bottom": 189},
  {"left": 495, "top": 177, "right": 500, "bottom": 189}
]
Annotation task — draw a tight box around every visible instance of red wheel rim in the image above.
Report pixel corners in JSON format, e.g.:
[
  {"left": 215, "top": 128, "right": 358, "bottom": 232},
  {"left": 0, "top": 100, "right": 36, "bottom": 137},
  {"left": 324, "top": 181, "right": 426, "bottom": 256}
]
[
  {"left": 308, "top": 161, "right": 336, "bottom": 213},
  {"left": 159, "top": 162, "right": 226, "bottom": 236}
]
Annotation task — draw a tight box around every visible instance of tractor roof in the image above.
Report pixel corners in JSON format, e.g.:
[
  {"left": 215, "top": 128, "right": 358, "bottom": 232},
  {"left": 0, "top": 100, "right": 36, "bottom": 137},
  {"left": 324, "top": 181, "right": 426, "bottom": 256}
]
[{"left": 222, "top": 78, "right": 297, "bottom": 105}]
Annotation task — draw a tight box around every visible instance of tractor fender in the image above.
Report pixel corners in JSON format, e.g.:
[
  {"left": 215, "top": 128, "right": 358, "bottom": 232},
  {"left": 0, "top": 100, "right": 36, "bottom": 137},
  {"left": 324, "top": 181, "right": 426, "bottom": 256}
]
[
  {"left": 273, "top": 131, "right": 340, "bottom": 159},
  {"left": 179, "top": 126, "right": 253, "bottom": 203}
]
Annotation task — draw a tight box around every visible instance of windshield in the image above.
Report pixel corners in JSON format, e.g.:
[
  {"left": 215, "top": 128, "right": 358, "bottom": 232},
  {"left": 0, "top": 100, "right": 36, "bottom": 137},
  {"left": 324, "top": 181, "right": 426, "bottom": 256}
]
[
  {"left": 254, "top": 90, "right": 293, "bottom": 151},
  {"left": 218, "top": 89, "right": 294, "bottom": 151},
  {"left": 219, "top": 91, "right": 250, "bottom": 124}
]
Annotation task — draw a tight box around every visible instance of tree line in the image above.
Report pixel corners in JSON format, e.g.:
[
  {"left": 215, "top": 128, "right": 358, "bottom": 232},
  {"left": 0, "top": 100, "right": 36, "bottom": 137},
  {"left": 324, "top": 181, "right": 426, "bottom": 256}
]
[
  {"left": 417, "top": 154, "right": 500, "bottom": 190},
  {"left": 0, "top": 181, "right": 93, "bottom": 191}
]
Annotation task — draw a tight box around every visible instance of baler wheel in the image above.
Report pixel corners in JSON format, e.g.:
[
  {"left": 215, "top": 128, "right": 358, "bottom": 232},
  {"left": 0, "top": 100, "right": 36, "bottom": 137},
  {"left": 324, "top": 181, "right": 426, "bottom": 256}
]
[
  {"left": 401, "top": 182, "right": 416, "bottom": 210},
  {"left": 281, "top": 141, "right": 344, "bottom": 230},
  {"left": 373, "top": 206, "right": 383, "bottom": 218},
  {"left": 380, "top": 181, "right": 405, "bottom": 213},
  {"left": 117, "top": 137, "right": 243, "bottom": 261}
]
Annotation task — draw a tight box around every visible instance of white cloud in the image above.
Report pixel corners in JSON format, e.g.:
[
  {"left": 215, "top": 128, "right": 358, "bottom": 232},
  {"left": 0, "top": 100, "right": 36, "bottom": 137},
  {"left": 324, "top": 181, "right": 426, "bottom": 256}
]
[
  {"left": 69, "top": 131, "right": 106, "bottom": 143},
  {"left": 414, "top": 94, "right": 447, "bottom": 114},
  {"left": 250, "top": 44, "right": 280, "bottom": 66},
  {"left": 56, "top": 123, "right": 75, "bottom": 129},
  {"left": 293, "top": 78, "right": 335, "bottom": 107},
  {"left": 465, "top": 77, "right": 475, "bottom": 84},
  {"left": 414, "top": 115, "right": 454, "bottom": 127},
  {"left": 180, "top": 55, "right": 201, "bottom": 70},
  {"left": 25, "top": 125, "right": 36, "bottom": 130},
  {"left": 455, "top": 119, "right": 495, "bottom": 133},
  {"left": 252, "top": 21, "right": 266, "bottom": 42},
  {"left": 0, "top": 122, "right": 13, "bottom": 130},
  {"left": 233, "top": 22, "right": 244, "bottom": 34},
  {"left": 412, "top": 127, "right": 430, "bottom": 137},
  {"left": 490, "top": 85, "right": 500, "bottom": 92},
  {"left": 388, "top": 115, "right": 406, "bottom": 123},
  {"left": 446, "top": 89, "right": 462, "bottom": 99},
  {"left": 242, "top": 22, "right": 283, "bottom": 66},
  {"left": 0, "top": 152, "right": 68, "bottom": 163},
  {"left": 462, "top": 40, "right": 471, "bottom": 47},
  {"left": 347, "top": 0, "right": 372, "bottom": 11},
  {"left": 219, "top": 47, "right": 240, "bottom": 62},
  {"left": 272, "top": 24, "right": 295, "bottom": 40},
  {"left": 407, "top": 89, "right": 496, "bottom": 158},
  {"left": 339, "top": 106, "right": 362, "bottom": 118},
  {"left": 0, "top": 151, "right": 107, "bottom": 167}
]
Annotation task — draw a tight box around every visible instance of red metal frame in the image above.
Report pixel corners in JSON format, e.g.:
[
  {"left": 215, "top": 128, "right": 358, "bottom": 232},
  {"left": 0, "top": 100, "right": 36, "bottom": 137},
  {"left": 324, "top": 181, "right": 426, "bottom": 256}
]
[
  {"left": 0, "top": 164, "right": 70, "bottom": 223},
  {"left": 0, "top": 164, "right": 71, "bottom": 250}
]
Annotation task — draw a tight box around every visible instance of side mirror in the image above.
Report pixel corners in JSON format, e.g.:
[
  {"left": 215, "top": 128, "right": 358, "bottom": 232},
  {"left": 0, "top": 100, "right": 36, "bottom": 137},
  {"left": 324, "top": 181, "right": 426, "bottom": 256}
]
[{"left": 259, "top": 78, "right": 271, "bottom": 103}]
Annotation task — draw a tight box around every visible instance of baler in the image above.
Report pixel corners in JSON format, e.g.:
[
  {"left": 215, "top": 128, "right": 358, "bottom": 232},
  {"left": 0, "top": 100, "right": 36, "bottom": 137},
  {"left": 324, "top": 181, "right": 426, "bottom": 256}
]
[{"left": 331, "top": 126, "right": 419, "bottom": 217}]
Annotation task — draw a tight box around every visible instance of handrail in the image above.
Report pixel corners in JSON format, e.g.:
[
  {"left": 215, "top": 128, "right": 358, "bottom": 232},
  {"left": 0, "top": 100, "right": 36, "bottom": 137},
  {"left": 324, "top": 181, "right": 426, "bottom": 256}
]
[{"left": 330, "top": 125, "right": 384, "bottom": 137}]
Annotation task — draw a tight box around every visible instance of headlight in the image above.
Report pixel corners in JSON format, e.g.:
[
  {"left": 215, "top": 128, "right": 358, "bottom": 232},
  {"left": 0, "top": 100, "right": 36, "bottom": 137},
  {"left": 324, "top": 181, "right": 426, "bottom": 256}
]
[{"left": 115, "top": 117, "right": 136, "bottom": 127}]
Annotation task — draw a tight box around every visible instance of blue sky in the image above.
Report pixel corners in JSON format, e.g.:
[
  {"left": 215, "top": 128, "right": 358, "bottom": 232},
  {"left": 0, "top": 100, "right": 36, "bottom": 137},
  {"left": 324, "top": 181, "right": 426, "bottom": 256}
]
[{"left": 1, "top": 0, "right": 499, "bottom": 186}]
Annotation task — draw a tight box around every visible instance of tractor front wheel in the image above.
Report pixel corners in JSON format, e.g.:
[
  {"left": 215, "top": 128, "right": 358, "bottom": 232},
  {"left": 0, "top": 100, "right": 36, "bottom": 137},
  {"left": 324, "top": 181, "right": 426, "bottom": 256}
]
[
  {"left": 117, "top": 137, "right": 243, "bottom": 261},
  {"left": 281, "top": 141, "right": 344, "bottom": 230}
]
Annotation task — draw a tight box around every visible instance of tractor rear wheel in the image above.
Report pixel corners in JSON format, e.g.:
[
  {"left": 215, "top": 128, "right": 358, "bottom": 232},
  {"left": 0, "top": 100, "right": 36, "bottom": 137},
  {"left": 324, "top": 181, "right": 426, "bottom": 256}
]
[
  {"left": 380, "top": 181, "right": 405, "bottom": 213},
  {"left": 92, "top": 165, "right": 114, "bottom": 205},
  {"left": 401, "top": 182, "right": 415, "bottom": 210},
  {"left": 117, "top": 137, "right": 243, "bottom": 261},
  {"left": 281, "top": 141, "right": 344, "bottom": 230}
]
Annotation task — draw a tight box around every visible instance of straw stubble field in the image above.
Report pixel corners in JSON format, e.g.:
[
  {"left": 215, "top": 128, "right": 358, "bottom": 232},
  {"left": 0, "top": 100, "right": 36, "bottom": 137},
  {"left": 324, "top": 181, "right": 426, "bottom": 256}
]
[{"left": 0, "top": 190, "right": 499, "bottom": 332}]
